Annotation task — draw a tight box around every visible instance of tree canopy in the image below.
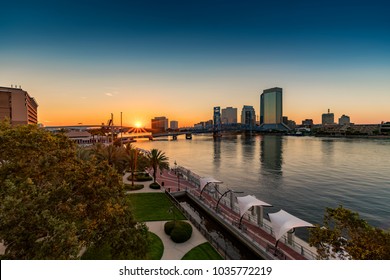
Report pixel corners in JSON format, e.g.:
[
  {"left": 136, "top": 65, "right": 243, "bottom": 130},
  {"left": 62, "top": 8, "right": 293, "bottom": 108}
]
[
  {"left": 0, "top": 122, "right": 148, "bottom": 259},
  {"left": 309, "top": 206, "right": 390, "bottom": 260},
  {"left": 146, "top": 149, "right": 169, "bottom": 183}
]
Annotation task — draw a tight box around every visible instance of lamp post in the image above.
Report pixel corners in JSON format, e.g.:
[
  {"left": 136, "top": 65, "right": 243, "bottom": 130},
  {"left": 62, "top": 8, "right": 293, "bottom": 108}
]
[
  {"left": 177, "top": 171, "right": 181, "bottom": 191},
  {"left": 120, "top": 111, "right": 123, "bottom": 146},
  {"left": 216, "top": 189, "right": 243, "bottom": 212}
]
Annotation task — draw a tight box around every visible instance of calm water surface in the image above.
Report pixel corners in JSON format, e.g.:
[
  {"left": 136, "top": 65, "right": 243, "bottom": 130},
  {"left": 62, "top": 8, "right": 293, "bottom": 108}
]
[{"left": 135, "top": 134, "right": 390, "bottom": 234}]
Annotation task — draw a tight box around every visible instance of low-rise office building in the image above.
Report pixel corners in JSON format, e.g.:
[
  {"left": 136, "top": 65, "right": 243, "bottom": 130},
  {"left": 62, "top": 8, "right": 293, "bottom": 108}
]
[{"left": 0, "top": 86, "right": 38, "bottom": 125}]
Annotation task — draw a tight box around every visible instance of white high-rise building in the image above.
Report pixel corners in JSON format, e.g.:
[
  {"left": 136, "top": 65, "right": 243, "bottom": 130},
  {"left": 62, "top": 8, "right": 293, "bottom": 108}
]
[
  {"left": 241, "top": 105, "right": 256, "bottom": 126},
  {"left": 339, "top": 115, "right": 350, "bottom": 125}
]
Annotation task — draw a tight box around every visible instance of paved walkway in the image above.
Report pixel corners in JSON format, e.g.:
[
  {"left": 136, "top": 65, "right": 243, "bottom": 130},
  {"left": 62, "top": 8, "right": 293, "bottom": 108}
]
[
  {"left": 149, "top": 169, "right": 317, "bottom": 260},
  {"left": 124, "top": 169, "right": 317, "bottom": 260},
  {"left": 146, "top": 221, "right": 207, "bottom": 260},
  {"left": 123, "top": 172, "right": 208, "bottom": 260}
]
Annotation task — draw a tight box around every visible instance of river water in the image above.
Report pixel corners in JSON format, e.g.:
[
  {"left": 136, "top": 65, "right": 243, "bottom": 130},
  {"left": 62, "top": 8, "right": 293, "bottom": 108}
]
[{"left": 135, "top": 134, "right": 390, "bottom": 235}]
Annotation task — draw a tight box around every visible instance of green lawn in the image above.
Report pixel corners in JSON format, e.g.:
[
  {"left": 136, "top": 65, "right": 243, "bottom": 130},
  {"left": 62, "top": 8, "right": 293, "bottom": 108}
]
[
  {"left": 181, "top": 242, "right": 223, "bottom": 260},
  {"left": 145, "top": 232, "right": 164, "bottom": 260},
  {"left": 81, "top": 232, "right": 164, "bottom": 260},
  {"left": 127, "top": 193, "right": 185, "bottom": 222}
]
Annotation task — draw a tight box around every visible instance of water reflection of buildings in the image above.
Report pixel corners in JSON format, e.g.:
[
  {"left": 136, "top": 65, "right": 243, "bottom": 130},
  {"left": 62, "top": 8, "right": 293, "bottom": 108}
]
[
  {"left": 213, "top": 138, "right": 221, "bottom": 169},
  {"left": 260, "top": 135, "right": 283, "bottom": 177},
  {"left": 241, "top": 133, "right": 256, "bottom": 163},
  {"left": 320, "top": 138, "right": 335, "bottom": 163}
]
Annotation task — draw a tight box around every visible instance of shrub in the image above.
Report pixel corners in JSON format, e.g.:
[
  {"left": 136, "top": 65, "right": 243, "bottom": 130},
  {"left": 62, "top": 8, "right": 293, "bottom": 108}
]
[
  {"left": 164, "top": 221, "right": 176, "bottom": 235},
  {"left": 135, "top": 174, "right": 153, "bottom": 181},
  {"left": 127, "top": 172, "right": 153, "bottom": 182},
  {"left": 149, "top": 182, "right": 161, "bottom": 189},
  {"left": 169, "top": 221, "right": 193, "bottom": 243},
  {"left": 124, "top": 184, "right": 144, "bottom": 191}
]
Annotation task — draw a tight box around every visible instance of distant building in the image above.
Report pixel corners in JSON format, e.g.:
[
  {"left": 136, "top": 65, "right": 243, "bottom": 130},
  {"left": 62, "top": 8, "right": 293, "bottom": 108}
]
[
  {"left": 151, "top": 116, "right": 168, "bottom": 132},
  {"left": 380, "top": 122, "right": 390, "bottom": 134},
  {"left": 302, "top": 119, "right": 314, "bottom": 127},
  {"left": 283, "top": 116, "right": 296, "bottom": 130},
  {"left": 322, "top": 109, "right": 335, "bottom": 125},
  {"left": 170, "top": 120, "right": 178, "bottom": 130},
  {"left": 0, "top": 86, "right": 38, "bottom": 125},
  {"left": 339, "top": 114, "right": 350, "bottom": 125},
  {"left": 221, "top": 107, "right": 237, "bottom": 124},
  {"left": 194, "top": 120, "right": 213, "bottom": 129},
  {"left": 241, "top": 105, "right": 256, "bottom": 127},
  {"left": 259, "top": 87, "right": 289, "bottom": 131},
  {"left": 213, "top": 106, "right": 222, "bottom": 133}
]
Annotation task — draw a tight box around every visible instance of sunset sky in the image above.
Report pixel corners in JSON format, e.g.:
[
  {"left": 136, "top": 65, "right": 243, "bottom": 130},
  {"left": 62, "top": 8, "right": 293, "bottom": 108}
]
[{"left": 1, "top": 0, "right": 389, "bottom": 127}]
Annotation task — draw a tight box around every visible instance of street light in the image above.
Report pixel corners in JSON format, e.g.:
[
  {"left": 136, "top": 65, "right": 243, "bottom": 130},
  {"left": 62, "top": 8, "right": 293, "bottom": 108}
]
[
  {"left": 177, "top": 171, "right": 181, "bottom": 191},
  {"left": 215, "top": 189, "right": 243, "bottom": 212}
]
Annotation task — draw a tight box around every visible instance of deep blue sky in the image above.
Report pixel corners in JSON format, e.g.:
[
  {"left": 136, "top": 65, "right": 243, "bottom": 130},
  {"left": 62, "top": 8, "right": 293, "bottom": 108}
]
[{"left": 1, "top": 0, "right": 390, "bottom": 125}]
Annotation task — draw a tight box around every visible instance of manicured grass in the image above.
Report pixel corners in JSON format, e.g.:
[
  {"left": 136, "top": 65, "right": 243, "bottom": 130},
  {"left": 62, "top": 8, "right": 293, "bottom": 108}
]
[
  {"left": 127, "top": 193, "right": 185, "bottom": 222},
  {"left": 124, "top": 183, "right": 144, "bottom": 191},
  {"left": 145, "top": 232, "right": 164, "bottom": 260},
  {"left": 81, "top": 232, "right": 164, "bottom": 260},
  {"left": 181, "top": 242, "right": 223, "bottom": 260}
]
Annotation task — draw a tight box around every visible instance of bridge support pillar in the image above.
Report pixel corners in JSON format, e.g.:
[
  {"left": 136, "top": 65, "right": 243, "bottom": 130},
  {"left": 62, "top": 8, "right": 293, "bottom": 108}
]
[
  {"left": 185, "top": 133, "right": 192, "bottom": 140},
  {"left": 173, "top": 135, "right": 177, "bottom": 140}
]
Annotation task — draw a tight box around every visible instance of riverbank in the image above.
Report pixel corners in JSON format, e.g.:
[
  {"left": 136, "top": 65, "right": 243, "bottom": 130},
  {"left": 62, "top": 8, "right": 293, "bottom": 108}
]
[{"left": 153, "top": 167, "right": 318, "bottom": 260}]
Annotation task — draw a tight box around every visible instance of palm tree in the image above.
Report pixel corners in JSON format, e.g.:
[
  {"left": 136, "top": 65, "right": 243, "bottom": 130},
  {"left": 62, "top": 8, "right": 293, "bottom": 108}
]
[
  {"left": 124, "top": 143, "right": 147, "bottom": 186},
  {"left": 146, "top": 149, "right": 169, "bottom": 183},
  {"left": 91, "top": 143, "right": 127, "bottom": 174},
  {"left": 76, "top": 146, "right": 93, "bottom": 161}
]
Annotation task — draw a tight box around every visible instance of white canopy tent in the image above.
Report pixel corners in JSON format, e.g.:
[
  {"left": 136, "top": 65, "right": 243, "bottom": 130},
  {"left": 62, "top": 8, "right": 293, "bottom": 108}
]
[
  {"left": 199, "top": 177, "right": 222, "bottom": 192},
  {"left": 268, "top": 210, "right": 313, "bottom": 242},
  {"left": 199, "top": 177, "right": 222, "bottom": 198},
  {"left": 237, "top": 195, "right": 272, "bottom": 217},
  {"left": 236, "top": 195, "right": 272, "bottom": 226}
]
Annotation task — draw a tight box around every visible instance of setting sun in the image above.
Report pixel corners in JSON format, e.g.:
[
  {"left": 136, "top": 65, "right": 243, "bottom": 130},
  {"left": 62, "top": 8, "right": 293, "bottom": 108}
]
[{"left": 135, "top": 122, "right": 142, "bottom": 128}]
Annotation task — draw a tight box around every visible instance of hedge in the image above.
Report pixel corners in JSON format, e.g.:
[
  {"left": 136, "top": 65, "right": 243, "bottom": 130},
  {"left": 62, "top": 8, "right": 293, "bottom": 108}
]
[{"left": 164, "top": 220, "right": 193, "bottom": 243}]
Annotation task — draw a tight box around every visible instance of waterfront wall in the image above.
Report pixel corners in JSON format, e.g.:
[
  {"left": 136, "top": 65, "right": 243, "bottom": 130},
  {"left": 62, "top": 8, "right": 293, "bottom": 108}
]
[{"left": 173, "top": 166, "right": 318, "bottom": 260}]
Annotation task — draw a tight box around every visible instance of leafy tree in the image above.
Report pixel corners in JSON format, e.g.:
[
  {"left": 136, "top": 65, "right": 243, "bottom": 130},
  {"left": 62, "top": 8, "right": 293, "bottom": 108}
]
[
  {"left": 309, "top": 206, "right": 390, "bottom": 260},
  {"left": 0, "top": 122, "right": 148, "bottom": 259},
  {"left": 146, "top": 149, "right": 169, "bottom": 183}
]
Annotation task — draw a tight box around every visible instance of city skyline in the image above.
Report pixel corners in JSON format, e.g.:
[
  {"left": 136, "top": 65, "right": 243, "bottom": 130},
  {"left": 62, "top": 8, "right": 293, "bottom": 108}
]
[{"left": 1, "top": 0, "right": 389, "bottom": 127}]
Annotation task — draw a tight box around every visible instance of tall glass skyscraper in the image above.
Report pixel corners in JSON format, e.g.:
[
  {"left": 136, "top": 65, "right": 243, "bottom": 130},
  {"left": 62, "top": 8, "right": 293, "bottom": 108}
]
[{"left": 260, "top": 87, "right": 289, "bottom": 131}]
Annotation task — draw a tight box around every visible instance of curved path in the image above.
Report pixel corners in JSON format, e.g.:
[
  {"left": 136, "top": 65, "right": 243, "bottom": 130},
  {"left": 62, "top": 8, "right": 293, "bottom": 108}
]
[
  {"left": 150, "top": 169, "right": 316, "bottom": 260},
  {"left": 123, "top": 172, "right": 208, "bottom": 260}
]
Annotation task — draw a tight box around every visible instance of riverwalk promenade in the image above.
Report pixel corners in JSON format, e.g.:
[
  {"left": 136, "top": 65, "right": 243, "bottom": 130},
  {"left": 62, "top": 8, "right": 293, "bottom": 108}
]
[{"left": 152, "top": 167, "right": 318, "bottom": 260}]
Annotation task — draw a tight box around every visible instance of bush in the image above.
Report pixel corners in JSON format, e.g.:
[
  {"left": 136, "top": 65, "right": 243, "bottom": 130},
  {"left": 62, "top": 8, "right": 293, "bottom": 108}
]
[
  {"left": 166, "top": 221, "right": 193, "bottom": 243},
  {"left": 164, "top": 221, "right": 176, "bottom": 235},
  {"left": 124, "top": 184, "right": 144, "bottom": 191},
  {"left": 149, "top": 182, "right": 161, "bottom": 189},
  {"left": 137, "top": 172, "right": 153, "bottom": 181},
  {"left": 127, "top": 172, "right": 153, "bottom": 182}
]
